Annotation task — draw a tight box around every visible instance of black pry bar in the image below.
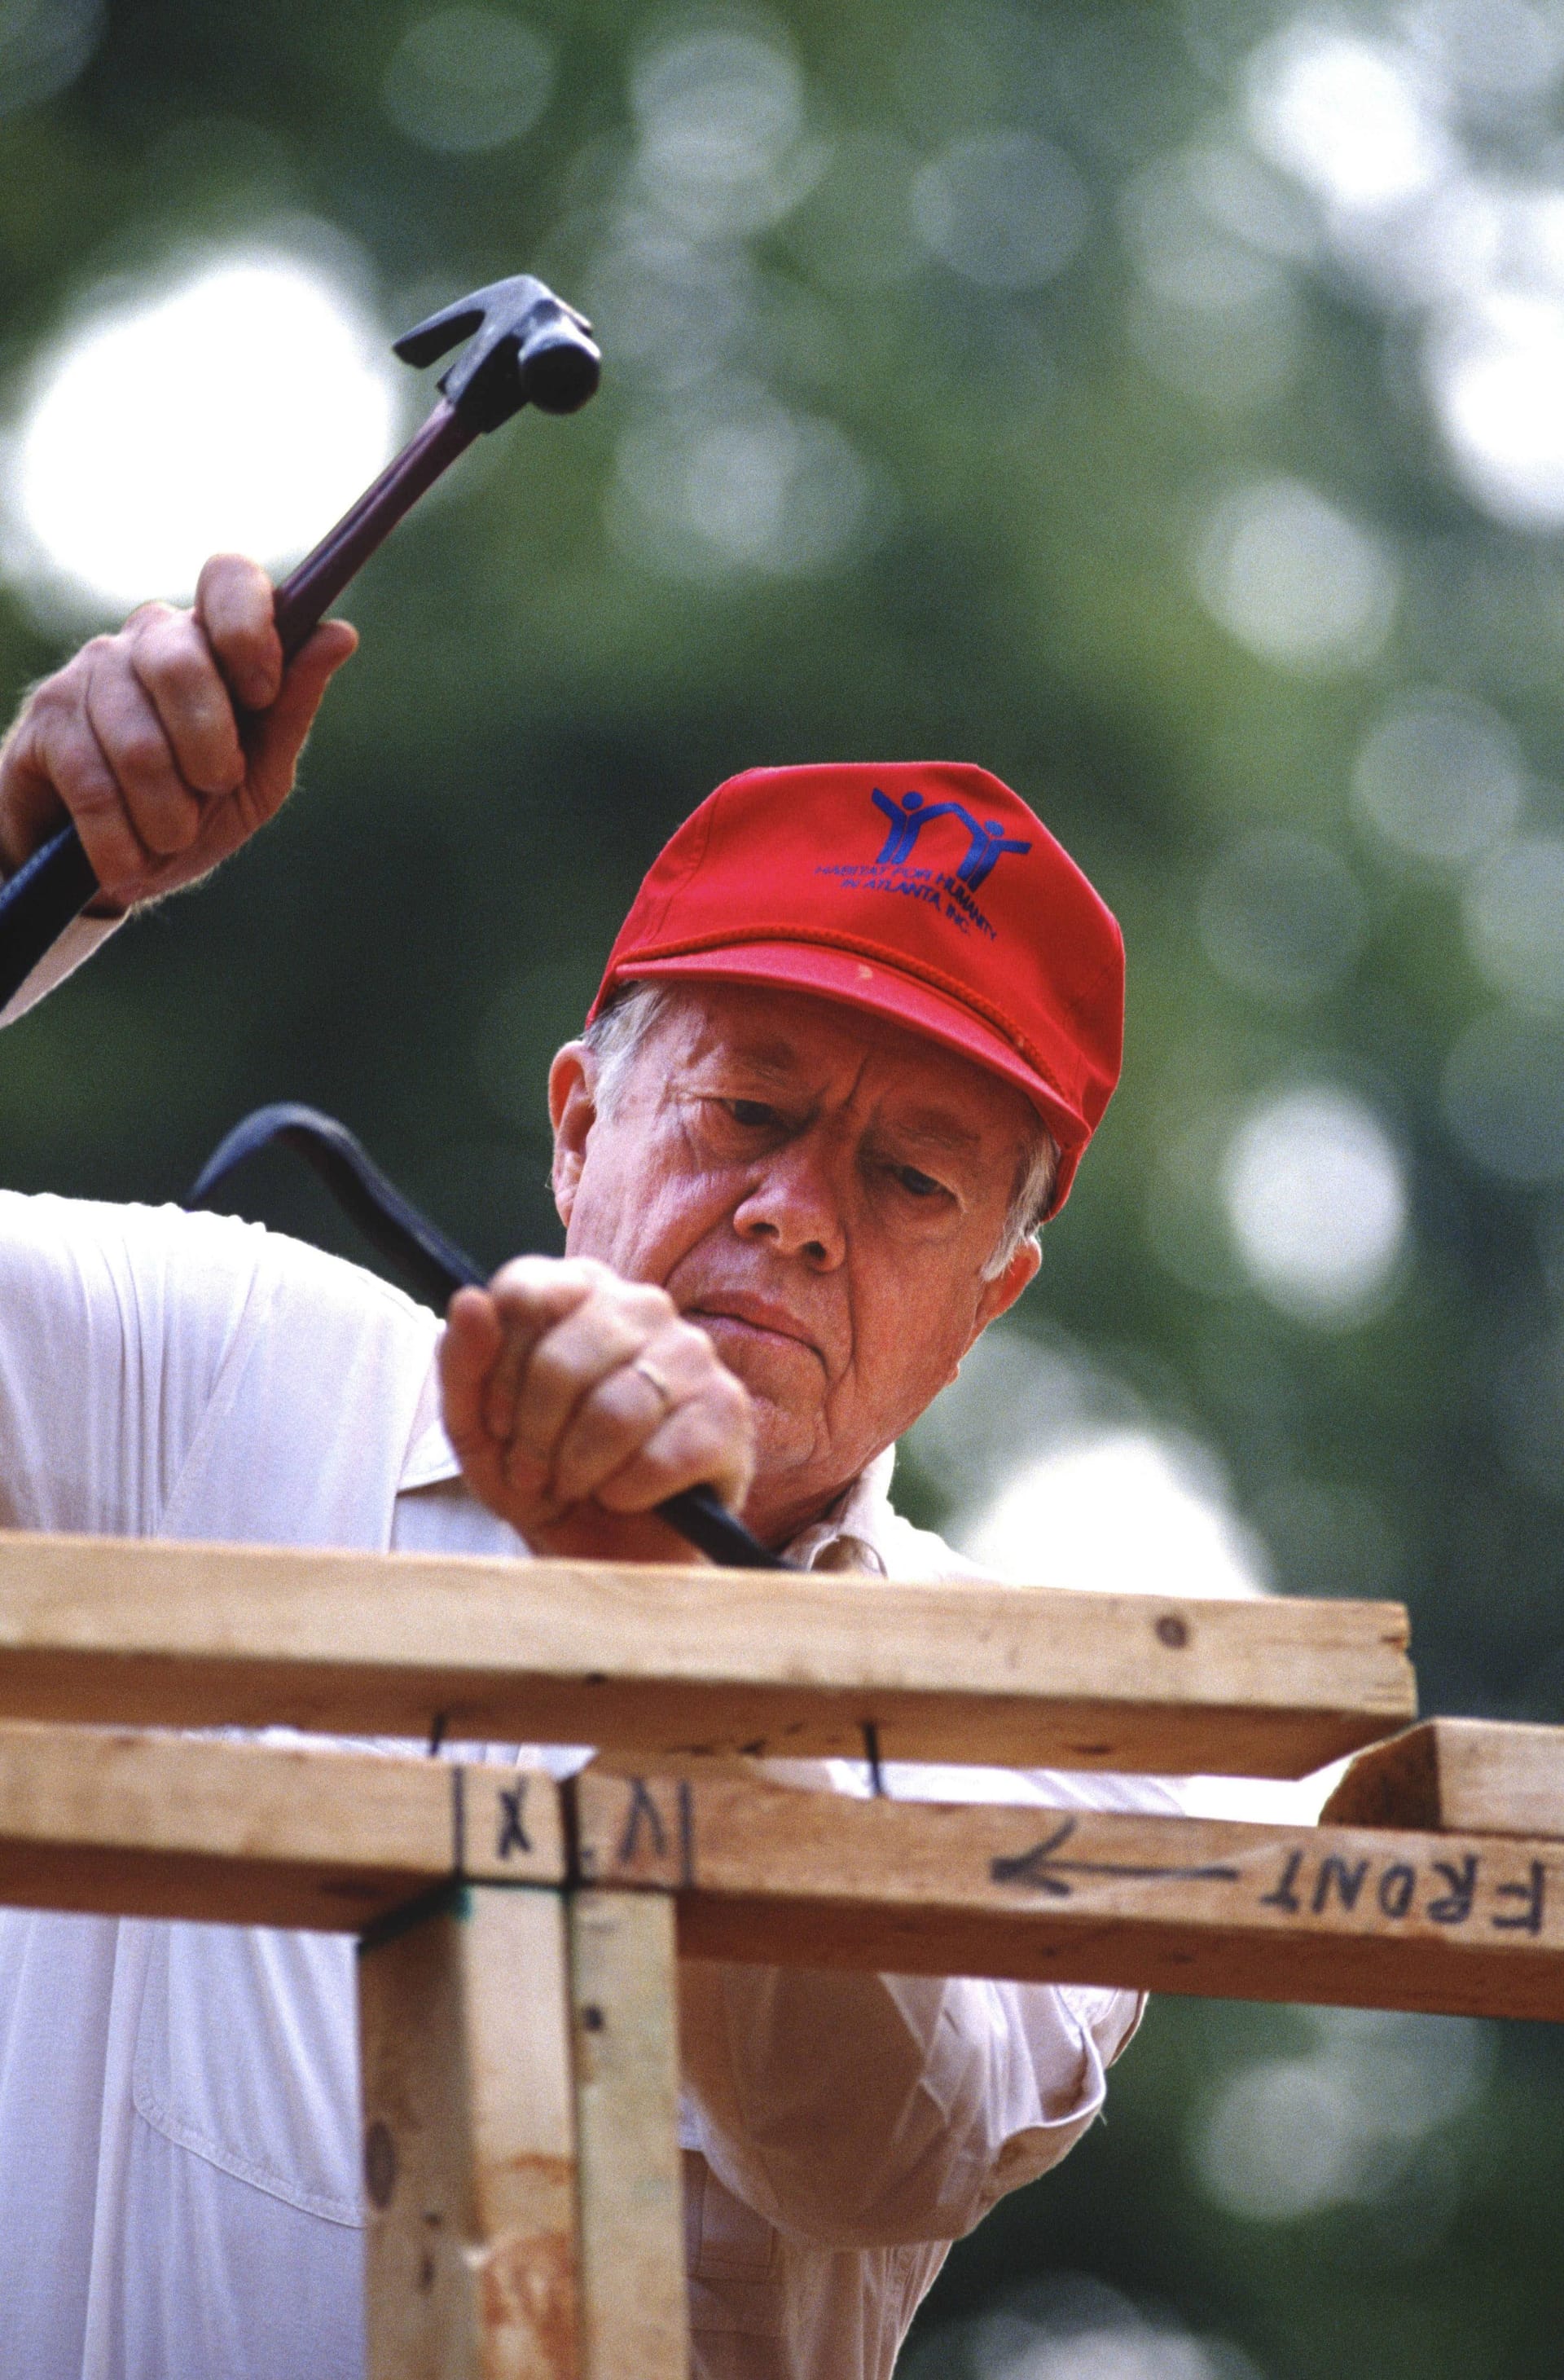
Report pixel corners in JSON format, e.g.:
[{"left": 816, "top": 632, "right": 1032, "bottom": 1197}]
[{"left": 185, "top": 1102, "right": 789, "bottom": 1573}]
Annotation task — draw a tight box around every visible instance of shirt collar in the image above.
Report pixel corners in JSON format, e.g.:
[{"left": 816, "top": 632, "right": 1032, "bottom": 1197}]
[{"left": 780, "top": 1442, "right": 896, "bottom": 1575}]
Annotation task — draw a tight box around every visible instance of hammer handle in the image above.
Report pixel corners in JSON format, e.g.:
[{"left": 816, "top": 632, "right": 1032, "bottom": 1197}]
[
  {"left": 0, "top": 399, "right": 477, "bottom": 1008},
  {"left": 271, "top": 398, "right": 474, "bottom": 660}
]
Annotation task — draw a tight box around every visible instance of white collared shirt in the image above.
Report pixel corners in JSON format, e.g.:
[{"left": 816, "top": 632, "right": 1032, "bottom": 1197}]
[{"left": 0, "top": 1191, "right": 1169, "bottom": 2380}]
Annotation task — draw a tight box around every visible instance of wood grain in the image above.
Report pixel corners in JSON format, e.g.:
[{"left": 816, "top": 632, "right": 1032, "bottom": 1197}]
[
  {"left": 359, "top": 1885, "right": 581, "bottom": 2380},
  {"left": 573, "top": 1768, "right": 1564, "bottom": 2025},
  {"left": 0, "top": 1531, "right": 1416, "bottom": 1778},
  {"left": 1323, "top": 1718, "right": 1564, "bottom": 1841},
  {"left": 0, "top": 1722, "right": 563, "bottom": 1929},
  {"left": 569, "top": 1891, "right": 688, "bottom": 2380}
]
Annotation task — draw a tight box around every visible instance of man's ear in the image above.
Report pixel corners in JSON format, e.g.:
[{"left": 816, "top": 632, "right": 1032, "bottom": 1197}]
[
  {"left": 960, "top": 1237, "right": 1042, "bottom": 1364},
  {"left": 548, "top": 1041, "right": 595, "bottom": 1227}
]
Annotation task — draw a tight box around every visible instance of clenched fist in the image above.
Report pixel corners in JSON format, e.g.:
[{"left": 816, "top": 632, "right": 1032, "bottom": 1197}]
[
  {"left": 440, "top": 1256, "right": 757, "bottom": 1561},
  {"left": 0, "top": 553, "right": 355, "bottom": 913}
]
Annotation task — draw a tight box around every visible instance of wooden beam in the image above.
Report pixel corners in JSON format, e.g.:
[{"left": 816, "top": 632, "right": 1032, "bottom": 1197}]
[
  {"left": 569, "top": 1892, "right": 688, "bottom": 2380},
  {"left": 358, "top": 1885, "right": 581, "bottom": 2379},
  {"left": 0, "top": 1718, "right": 1557, "bottom": 2023},
  {"left": 0, "top": 1722, "right": 563, "bottom": 1929},
  {"left": 0, "top": 1531, "right": 1416, "bottom": 1777},
  {"left": 1322, "top": 1719, "right": 1564, "bottom": 1841},
  {"left": 573, "top": 1768, "right": 1564, "bottom": 2026}
]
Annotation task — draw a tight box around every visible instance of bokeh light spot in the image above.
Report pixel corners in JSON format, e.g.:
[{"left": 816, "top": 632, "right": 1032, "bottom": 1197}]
[
  {"left": 1352, "top": 688, "right": 1523, "bottom": 862},
  {"left": 1198, "top": 829, "right": 1367, "bottom": 1006},
  {"left": 1223, "top": 1086, "right": 1408, "bottom": 1323},
  {"left": 1442, "top": 1009, "right": 1564, "bottom": 1179},
  {"left": 631, "top": 28, "right": 814, "bottom": 237},
  {"left": 1245, "top": 24, "right": 1453, "bottom": 213},
  {"left": 614, "top": 387, "right": 877, "bottom": 577},
  {"left": 912, "top": 130, "right": 1089, "bottom": 291},
  {"left": 586, "top": 225, "right": 754, "bottom": 393},
  {"left": 1407, "top": 0, "right": 1564, "bottom": 103},
  {"left": 1195, "top": 479, "right": 1396, "bottom": 671},
  {"left": 1195, "top": 2010, "right": 1492, "bottom": 2225},
  {"left": 1430, "top": 291, "right": 1564, "bottom": 529},
  {"left": 960, "top": 1431, "right": 1270, "bottom": 1601},
  {"left": 382, "top": 7, "right": 555, "bottom": 155},
  {"left": 4, "top": 249, "right": 401, "bottom": 615},
  {"left": 1463, "top": 834, "right": 1564, "bottom": 1010},
  {"left": 1122, "top": 151, "right": 1302, "bottom": 314},
  {"left": 1120, "top": 147, "right": 1304, "bottom": 410},
  {"left": 900, "top": 2273, "right": 1255, "bottom": 2380}
]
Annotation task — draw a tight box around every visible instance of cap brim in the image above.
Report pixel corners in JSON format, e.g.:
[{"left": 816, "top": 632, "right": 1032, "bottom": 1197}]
[{"left": 614, "top": 941, "right": 1087, "bottom": 1214}]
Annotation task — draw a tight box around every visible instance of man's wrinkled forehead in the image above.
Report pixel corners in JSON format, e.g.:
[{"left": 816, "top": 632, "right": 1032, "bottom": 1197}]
[{"left": 649, "top": 979, "right": 1033, "bottom": 1146}]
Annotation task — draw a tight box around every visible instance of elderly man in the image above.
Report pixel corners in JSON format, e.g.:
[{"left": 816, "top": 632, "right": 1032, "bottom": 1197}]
[{"left": 0, "top": 559, "right": 1159, "bottom": 2380}]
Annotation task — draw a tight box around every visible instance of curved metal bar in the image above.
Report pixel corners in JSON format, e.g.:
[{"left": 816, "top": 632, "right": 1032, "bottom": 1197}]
[{"left": 186, "top": 1104, "right": 788, "bottom": 1573}]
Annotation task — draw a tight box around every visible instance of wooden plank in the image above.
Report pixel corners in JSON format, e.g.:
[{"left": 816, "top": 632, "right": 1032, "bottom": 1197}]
[
  {"left": 0, "top": 1531, "right": 1416, "bottom": 1778},
  {"left": 1322, "top": 1718, "right": 1564, "bottom": 1841},
  {"left": 358, "top": 1885, "right": 581, "bottom": 2380},
  {"left": 0, "top": 1714, "right": 1554, "bottom": 2026},
  {"left": 572, "top": 1769, "right": 1564, "bottom": 2025},
  {"left": 569, "top": 1891, "right": 688, "bottom": 2380},
  {"left": 0, "top": 1723, "right": 564, "bottom": 1929}
]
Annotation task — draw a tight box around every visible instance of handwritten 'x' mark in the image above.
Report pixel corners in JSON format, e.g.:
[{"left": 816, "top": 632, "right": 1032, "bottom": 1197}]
[{"left": 495, "top": 1784, "right": 531, "bottom": 1859}]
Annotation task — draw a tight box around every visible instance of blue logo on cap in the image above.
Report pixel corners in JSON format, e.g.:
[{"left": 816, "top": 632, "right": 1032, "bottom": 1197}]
[{"left": 870, "top": 789, "right": 1031, "bottom": 890}]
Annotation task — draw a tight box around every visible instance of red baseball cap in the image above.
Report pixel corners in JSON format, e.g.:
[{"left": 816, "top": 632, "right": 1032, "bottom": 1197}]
[{"left": 588, "top": 763, "right": 1123, "bottom": 1216}]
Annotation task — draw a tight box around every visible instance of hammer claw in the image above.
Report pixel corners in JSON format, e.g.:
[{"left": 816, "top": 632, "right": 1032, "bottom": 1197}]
[{"left": 390, "top": 295, "right": 490, "bottom": 372}]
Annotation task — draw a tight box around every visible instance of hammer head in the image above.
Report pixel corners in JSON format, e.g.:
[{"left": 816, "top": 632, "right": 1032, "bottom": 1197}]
[{"left": 393, "top": 274, "right": 601, "bottom": 430}]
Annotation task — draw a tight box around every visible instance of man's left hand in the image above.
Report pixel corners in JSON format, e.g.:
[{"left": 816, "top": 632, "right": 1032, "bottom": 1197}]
[{"left": 439, "top": 1256, "right": 757, "bottom": 1560}]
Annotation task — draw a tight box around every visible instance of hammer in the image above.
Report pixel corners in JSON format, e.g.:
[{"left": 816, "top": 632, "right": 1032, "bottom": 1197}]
[{"left": 0, "top": 272, "right": 601, "bottom": 1005}]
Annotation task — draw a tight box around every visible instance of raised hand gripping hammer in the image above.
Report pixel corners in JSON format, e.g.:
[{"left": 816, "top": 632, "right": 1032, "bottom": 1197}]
[{"left": 0, "top": 274, "right": 600, "bottom": 1004}]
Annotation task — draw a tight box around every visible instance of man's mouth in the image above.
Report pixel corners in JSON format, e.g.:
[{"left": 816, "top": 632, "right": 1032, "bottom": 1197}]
[{"left": 687, "top": 1294, "right": 824, "bottom": 1366}]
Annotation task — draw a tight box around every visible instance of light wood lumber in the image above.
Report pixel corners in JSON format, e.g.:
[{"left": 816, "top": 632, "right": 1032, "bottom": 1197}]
[
  {"left": 359, "top": 1885, "right": 581, "bottom": 2379},
  {"left": 1322, "top": 1718, "right": 1564, "bottom": 1841},
  {"left": 573, "top": 1768, "right": 1564, "bottom": 2025},
  {"left": 0, "top": 1723, "right": 563, "bottom": 1929},
  {"left": 569, "top": 1891, "right": 688, "bottom": 2380},
  {"left": 0, "top": 1719, "right": 1557, "bottom": 2023},
  {"left": 0, "top": 1531, "right": 1416, "bottom": 1777}
]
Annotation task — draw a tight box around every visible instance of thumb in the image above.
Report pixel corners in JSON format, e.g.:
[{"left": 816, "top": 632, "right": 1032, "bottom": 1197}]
[
  {"left": 438, "top": 1291, "right": 504, "bottom": 1461},
  {"left": 247, "top": 619, "right": 358, "bottom": 817}
]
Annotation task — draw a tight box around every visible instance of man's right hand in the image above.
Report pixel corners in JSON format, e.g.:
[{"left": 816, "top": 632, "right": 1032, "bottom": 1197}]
[
  {"left": 440, "top": 1255, "right": 758, "bottom": 1564},
  {"left": 0, "top": 553, "right": 356, "bottom": 914}
]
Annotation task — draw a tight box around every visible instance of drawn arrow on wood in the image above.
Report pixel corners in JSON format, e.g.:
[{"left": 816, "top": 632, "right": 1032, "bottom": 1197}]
[{"left": 990, "top": 1816, "right": 1244, "bottom": 1898}]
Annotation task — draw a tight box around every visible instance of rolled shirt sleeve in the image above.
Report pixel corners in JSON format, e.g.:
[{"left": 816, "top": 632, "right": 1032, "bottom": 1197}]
[
  {"left": 678, "top": 1959, "right": 1115, "bottom": 2253},
  {"left": 676, "top": 1759, "right": 1175, "bottom": 2256}
]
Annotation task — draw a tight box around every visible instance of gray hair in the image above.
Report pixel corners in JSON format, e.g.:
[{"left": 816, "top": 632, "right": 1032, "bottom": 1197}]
[{"left": 582, "top": 980, "right": 1055, "bottom": 1278}]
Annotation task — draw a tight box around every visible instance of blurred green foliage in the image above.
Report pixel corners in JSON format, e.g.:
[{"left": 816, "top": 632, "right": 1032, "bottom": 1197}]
[{"left": 4, "top": 0, "right": 1564, "bottom": 2371}]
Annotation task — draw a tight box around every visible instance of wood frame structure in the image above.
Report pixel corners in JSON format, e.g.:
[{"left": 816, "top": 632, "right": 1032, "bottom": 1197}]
[{"left": 0, "top": 1534, "right": 1557, "bottom": 2377}]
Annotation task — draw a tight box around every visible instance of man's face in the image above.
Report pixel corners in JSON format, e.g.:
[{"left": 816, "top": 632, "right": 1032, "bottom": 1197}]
[{"left": 548, "top": 981, "right": 1043, "bottom": 1544}]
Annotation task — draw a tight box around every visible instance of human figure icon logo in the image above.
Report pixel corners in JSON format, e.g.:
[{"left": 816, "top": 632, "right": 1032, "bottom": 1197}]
[{"left": 870, "top": 788, "right": 1031, "bottom": 888}]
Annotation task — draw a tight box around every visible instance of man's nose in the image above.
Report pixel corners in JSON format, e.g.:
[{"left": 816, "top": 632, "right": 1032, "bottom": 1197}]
[{"left": 732, "top": 1144, "right": 846, "bottom": 1267}]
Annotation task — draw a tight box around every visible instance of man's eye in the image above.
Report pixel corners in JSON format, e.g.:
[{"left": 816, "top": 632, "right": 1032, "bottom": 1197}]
[
  {"left": 894, "top": 1165, "right": 946, "bottom": 1199},
  {"left": 727, "top": 1099, "right": 780, "bottom": 1128}
]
